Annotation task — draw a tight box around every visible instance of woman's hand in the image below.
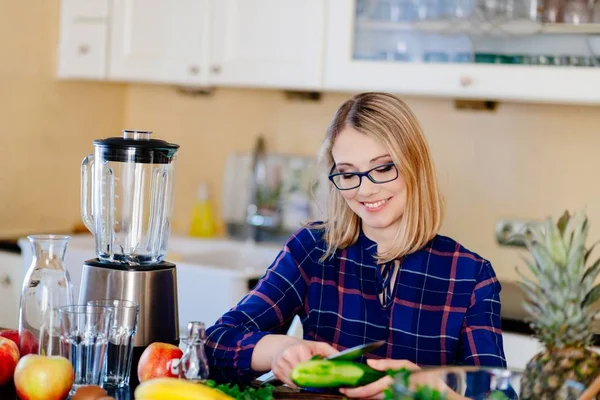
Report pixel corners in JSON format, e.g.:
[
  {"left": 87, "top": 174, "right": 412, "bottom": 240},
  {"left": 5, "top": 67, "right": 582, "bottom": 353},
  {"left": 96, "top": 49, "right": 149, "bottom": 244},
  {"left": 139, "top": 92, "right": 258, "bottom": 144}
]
[
  {"left": 340, "top": 359, "right": 420, "bottom": 399},
  {"left": 270, "top": 339, "right": 339, "bottom": 388}
]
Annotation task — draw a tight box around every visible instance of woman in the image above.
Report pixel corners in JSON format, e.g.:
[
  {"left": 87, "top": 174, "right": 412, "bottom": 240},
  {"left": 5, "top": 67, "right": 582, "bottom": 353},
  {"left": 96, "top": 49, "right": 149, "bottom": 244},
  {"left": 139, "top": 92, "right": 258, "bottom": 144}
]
[{"left": 205, "top": 92, "right": 506, "bottom": 399}]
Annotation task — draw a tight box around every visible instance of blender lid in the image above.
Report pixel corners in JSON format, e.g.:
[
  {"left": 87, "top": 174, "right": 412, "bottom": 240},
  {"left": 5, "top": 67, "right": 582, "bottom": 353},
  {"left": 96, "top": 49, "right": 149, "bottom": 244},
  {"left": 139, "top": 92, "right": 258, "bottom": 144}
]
[{"left": 94, "top": 130, "right": 180, "bottom": 164}]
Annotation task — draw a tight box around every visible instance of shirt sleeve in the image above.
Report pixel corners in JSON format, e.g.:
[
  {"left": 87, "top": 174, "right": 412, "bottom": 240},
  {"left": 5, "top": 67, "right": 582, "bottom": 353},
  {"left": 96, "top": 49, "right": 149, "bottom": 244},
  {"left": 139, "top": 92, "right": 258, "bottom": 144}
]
[
  {"left": 204, "top": 231, "right": 311, "bottom": 383},
  {"left": 457, "top": 260, "right": 507, "bottom": 368}
]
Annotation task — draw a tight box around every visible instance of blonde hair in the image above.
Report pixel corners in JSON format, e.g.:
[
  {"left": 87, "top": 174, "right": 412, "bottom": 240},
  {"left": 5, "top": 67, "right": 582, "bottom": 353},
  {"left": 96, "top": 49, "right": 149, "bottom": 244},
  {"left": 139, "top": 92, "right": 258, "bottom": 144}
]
[{"left": 313, "top": 92, "right": 444, "bottom": 264}]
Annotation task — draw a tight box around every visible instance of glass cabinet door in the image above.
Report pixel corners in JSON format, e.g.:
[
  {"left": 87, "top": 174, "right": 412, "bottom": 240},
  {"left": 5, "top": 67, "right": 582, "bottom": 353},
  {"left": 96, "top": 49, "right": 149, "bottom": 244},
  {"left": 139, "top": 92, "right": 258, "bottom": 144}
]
[{"left": 352, "top": 0, "right": 600, "bottom": 67}]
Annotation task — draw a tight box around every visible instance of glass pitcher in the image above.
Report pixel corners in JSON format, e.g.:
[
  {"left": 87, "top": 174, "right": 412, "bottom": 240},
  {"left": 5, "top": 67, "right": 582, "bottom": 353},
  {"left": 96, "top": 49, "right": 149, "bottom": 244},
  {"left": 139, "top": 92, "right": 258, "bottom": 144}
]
[
  {"left": 81, "top": 130, "right": 179, "bottom": 265},
  {"left": 18, "top": 235, "right": 74, "bottom": 356}
]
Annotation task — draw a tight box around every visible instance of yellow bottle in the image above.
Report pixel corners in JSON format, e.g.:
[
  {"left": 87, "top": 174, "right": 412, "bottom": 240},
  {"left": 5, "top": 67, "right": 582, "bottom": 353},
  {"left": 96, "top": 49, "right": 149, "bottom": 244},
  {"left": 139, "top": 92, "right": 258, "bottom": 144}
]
[{"left": 189, "top": 182, "right": 216, "bottom": 238}]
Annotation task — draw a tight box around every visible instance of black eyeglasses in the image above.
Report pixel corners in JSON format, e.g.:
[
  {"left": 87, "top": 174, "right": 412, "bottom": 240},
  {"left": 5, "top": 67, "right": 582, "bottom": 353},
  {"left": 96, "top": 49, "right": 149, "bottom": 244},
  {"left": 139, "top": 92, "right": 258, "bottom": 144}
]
[{"left": 328, "top": 162, "right": 399, "bottom": 190}]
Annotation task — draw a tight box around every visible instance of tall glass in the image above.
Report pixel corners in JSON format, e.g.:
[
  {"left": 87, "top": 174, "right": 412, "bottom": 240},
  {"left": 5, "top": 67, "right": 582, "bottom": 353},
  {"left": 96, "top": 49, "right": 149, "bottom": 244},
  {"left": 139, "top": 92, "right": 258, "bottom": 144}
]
[
  {"left": 19, "top": 235, "right": 74, "bottom": 357},
  {"left": 87, "top": 299, "right": 139, "bottom": 388},
  {"left": 59, "top": 305, "right": 113, "bottom": 394}
]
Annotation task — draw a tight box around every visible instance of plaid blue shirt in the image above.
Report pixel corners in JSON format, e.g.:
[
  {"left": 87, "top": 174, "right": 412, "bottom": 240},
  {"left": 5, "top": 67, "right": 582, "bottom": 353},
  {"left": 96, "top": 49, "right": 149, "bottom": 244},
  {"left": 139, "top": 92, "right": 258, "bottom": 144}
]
[{"left": 205, "top": 226, "right": 507, "bottom": 383}]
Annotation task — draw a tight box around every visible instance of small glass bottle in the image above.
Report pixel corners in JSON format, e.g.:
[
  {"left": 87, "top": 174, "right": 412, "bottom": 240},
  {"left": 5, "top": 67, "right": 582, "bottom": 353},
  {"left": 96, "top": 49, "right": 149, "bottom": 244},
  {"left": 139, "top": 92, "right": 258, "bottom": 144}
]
[
  {"left": 18, "top": 235, "right": 74, "bottom": 356},
  {"left": 189, "top": 183, "right": 216, "bottom": 238},
  {"left": 178, "top": 321, "right": 210, "bottom": 382}
]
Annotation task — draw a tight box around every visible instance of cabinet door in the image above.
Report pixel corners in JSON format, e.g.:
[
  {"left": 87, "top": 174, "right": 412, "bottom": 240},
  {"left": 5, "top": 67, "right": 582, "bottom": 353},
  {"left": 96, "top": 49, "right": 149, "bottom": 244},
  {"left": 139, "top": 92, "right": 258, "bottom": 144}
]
[
  {"left": 108, "top": 0, "right": 209, "bottom": 85},
  {"left": 502, "top": 332, "right": 542, "bottom": 371},
  {"left": 209, "top": 0, "right": 325, "bottom": 90},
  {"left": 324, "top": 0, "right": 600, "bottom": 104},
  {"left": 56, "top": 0, "right": 109, "bottom": 79}
]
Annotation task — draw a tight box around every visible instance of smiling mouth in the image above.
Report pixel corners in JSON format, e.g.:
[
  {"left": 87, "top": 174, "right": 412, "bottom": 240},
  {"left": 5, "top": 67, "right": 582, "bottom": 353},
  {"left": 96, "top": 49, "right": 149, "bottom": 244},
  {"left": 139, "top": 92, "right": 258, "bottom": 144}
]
[{"left": 361, "top": 198, "right": 391, "bottom": 210}]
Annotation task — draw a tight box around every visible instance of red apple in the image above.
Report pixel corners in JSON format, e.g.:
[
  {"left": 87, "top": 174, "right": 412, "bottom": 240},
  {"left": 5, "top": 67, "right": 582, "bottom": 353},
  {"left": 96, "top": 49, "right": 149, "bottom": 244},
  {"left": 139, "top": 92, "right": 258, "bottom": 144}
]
[
  {"left": 137, "top": 342, "right": 183, "bottom": 383},
  {"left": 0, "top": 329, "right": 19, "bottom": 348},
  {"left": 14, "top": 354, "right": 74, "bottom": 400},
  {"left": 0, "top": 336, "right": 19, "bottom": 385},
  {"left": 18, "top": 329, "right": 39, "bottom": 357}
]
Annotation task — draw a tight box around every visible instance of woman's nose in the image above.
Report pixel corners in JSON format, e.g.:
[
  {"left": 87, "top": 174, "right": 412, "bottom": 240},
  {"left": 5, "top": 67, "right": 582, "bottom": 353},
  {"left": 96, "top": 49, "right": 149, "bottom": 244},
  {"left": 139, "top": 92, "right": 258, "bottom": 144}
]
[{"left": 357, "top": 177, "right": 380, "bottom": 197}]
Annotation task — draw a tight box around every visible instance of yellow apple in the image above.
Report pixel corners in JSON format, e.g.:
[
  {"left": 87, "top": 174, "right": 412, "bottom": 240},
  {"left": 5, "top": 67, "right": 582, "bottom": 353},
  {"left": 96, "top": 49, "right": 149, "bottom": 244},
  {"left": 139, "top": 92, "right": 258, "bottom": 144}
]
[{"left": 14, "top": 354, "right": 74, "bottom": 400}]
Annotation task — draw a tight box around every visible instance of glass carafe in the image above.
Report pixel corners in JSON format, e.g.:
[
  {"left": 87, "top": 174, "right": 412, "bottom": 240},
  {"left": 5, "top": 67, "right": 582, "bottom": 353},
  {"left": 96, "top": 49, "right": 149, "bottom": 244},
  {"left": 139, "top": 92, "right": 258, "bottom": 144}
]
[
  {"left": 18, "top": 235, "right": 74, "bottom": 356},
  {"left": 81, "top": 130, "right": 179, "bottom": 265}
]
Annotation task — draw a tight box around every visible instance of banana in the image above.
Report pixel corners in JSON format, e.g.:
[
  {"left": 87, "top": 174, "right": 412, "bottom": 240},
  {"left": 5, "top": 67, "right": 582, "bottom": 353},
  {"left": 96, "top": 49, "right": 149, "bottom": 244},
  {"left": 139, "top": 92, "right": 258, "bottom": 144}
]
[{"left": 134, "top": 377, "right": 234, "bottom": 400}]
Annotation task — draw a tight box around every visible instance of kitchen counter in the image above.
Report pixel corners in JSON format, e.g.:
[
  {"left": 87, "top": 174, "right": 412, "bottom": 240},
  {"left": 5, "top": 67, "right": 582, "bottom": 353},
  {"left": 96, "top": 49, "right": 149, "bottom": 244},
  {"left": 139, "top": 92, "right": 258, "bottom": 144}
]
[
  {"left": 2, "top": 280, "right": 598, "bottom": 399},
  {"left": 0, "top": 383, "right": 346, "bottom": 400}
]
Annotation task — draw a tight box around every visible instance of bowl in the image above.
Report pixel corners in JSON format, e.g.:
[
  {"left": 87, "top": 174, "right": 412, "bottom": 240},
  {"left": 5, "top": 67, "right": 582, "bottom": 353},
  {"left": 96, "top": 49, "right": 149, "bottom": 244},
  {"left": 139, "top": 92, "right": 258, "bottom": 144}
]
[{"left": 391, "top": 366, "right": 523, "bottom": 399}]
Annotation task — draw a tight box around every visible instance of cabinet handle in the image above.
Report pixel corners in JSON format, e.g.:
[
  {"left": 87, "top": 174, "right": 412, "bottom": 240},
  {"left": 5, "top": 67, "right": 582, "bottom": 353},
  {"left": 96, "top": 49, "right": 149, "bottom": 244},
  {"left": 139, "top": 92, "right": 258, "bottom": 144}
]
[
  {"left": 211, "top": 65, "right": 222, "bottom": 74},
  {"left": 0, "top": 275, "right": 11, "bottom": 287},
  {"left": 78, "top": 44, "right": 90, "bottom": 55},
  {"left": 460, "top": 76, "right": 473, "bottom": 87},
  {"left": 189, "top": 66, "right": 200, "bottom": 75}
]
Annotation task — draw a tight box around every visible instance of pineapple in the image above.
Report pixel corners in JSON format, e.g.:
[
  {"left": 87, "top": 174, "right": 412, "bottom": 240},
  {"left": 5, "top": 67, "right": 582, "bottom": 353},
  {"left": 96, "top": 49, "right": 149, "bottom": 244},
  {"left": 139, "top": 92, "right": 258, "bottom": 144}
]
[{"left": 517, "top": 210, "right": 600, "bottom": 400}]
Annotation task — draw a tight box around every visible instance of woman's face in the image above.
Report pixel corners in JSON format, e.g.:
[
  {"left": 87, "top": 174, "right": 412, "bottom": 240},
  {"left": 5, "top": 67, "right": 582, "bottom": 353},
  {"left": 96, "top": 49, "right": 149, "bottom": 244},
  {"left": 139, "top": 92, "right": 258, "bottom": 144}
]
[{"left": 331, "top": 126, "right": 407, "bottom": 238}]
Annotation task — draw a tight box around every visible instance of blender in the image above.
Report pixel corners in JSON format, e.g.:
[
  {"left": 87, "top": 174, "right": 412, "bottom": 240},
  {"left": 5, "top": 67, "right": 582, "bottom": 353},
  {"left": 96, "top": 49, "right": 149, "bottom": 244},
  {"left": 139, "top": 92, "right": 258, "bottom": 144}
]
[{"left": 79, "top": 129, "right": 180, "bottom": 388}]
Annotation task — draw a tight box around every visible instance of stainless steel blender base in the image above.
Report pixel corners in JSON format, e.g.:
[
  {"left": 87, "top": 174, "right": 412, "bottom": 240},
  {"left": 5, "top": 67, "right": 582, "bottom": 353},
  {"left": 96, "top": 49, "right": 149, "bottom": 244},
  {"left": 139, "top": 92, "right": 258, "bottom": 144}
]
[
  {"left": 79, "top": 260, "right": 180, "bottom": 388},
  {"left": 79, "top": 259, "right": 180, "bottom": 347}
]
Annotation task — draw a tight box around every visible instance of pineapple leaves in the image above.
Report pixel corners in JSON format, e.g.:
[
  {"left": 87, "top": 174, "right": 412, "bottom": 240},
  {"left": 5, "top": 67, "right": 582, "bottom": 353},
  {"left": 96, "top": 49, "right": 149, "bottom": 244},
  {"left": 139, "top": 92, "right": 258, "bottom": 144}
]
[
  {"left": 522, "top": 302, "right": 544, "bottom": 322},
  {"left": 583, "top": 284, "right": 600, "bottom": 308},
  {"left": 529, "top": 243, "right": 557, "bottom": 276},
  {"left": 585, "top": 241, "right": 600, "bottom": 264},
  {"left": 517, "top": 279, "right": 545, "bottom": 306},
  {"left": 556, "top": 210, "right": 570, "bottom": 236},
  {"left": 545, "top": 216, "right": 568, "bottom": 266},
  {"left": 518, "top": 256, "right": 542, "bottom": 279},
  {"left": 581, "top": 257, "right": 600, "bottom": 291},
  {"left": 516, "top": 209, "right": 600, "bottom": 349}
]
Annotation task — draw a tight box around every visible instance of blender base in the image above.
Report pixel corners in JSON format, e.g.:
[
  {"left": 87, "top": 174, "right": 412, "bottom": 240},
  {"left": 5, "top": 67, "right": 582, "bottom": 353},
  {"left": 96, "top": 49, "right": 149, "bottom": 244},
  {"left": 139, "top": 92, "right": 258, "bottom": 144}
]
[{"left": 79, "top": 259, "right": 180, "bottom": 386}]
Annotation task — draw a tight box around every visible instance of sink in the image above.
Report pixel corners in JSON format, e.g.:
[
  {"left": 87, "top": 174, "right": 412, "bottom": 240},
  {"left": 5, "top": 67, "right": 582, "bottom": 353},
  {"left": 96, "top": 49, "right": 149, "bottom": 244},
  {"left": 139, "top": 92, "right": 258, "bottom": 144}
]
[
  {"left": 168, "top": 236, "right": 284, "bottom": 330},
  {"left": 167, "top": 235, "right": 282, "bottom": 276},
  {"left": 174, "top": 247, "right": 281, "bottom": 272}
]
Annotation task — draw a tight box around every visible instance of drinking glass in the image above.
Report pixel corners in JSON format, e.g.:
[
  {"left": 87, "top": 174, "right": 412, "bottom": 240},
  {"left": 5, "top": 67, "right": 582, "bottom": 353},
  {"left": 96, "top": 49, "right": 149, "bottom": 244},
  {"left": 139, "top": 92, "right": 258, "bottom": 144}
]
[
  {"left": 392, "top": 366, "right": 522, "bottom": 399},
  {"left": 87, "top": 299, "right": 139, "bottom": 388},
  {"left": 59, "top": 305, "right": 113, "bottom": 394}
]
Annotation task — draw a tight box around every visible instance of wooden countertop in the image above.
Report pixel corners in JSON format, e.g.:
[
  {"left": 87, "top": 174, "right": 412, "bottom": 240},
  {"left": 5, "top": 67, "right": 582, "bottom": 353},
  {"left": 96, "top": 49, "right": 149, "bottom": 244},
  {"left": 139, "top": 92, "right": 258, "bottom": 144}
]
[{"left": 0, "top": 381, "right": 346, "bottom": 400}]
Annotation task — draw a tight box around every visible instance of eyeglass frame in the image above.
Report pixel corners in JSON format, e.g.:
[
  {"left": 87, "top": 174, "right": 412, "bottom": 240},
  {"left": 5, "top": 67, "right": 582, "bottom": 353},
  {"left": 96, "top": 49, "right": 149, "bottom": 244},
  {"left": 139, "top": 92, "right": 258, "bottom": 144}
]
[{"left": 328, "top": 162, "right": 399, "bottom": 190}]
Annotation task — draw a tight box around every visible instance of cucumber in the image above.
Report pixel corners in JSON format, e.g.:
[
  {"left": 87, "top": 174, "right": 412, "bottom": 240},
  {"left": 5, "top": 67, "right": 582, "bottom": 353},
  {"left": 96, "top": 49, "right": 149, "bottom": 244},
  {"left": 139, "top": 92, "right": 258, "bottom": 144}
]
[{"left": 290, "top": 359, "right": 386, "bottom": 388}]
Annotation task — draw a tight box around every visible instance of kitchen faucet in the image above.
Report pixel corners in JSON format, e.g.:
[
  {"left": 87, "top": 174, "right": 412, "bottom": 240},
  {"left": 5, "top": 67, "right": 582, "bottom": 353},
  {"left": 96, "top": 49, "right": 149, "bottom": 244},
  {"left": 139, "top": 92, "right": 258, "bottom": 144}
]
[{"left": 246, "top": 135, "right": 280, "bottom": 242}]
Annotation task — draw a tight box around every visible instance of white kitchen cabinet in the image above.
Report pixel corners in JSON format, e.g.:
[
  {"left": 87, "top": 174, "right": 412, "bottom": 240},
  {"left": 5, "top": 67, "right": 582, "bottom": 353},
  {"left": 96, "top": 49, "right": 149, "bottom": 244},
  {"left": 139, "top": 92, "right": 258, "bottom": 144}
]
[
  {"left": 0, "top": 252, "right": 23, "bottom": 329},
  {"left": 502, "top": 331, "right": 541, "bottom": 371},
  {"left": 108, "top": 0, "right": 210, "bottom": 85},
  {"left": 324, "top": 0, "right": 600, "bottom": 105},
  {"left": 56, "top": 0, "right": 109, "bottom": 79},
  {"left": 209, "top": 0, "right": 326, "bottom": 90}
]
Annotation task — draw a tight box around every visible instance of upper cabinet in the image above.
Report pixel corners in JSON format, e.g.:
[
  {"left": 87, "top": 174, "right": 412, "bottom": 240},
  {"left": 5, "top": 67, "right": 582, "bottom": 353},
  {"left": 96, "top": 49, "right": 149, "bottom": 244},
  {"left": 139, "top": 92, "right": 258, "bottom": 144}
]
[
  {"left": 57, "top": 0, "right": 110, "bottom": 79},
  {"left": 209, "top": 0, "right": 325, "bottom": 90},
  {"left": 108, "top": 0, "right": 210, "bottom": 85},
  {"left": 324, "top": 0, "right": 600, "bottom": 104},
  {"left": 56, "top": 0, "right": 600, "bottom": 104}
]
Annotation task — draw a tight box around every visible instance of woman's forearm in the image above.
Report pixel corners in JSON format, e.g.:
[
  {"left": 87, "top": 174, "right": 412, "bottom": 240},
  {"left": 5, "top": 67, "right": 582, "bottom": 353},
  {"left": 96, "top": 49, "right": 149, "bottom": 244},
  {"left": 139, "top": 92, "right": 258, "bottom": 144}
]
[{"left": 250, "top": 334, "right": 301, "bottom": 371}]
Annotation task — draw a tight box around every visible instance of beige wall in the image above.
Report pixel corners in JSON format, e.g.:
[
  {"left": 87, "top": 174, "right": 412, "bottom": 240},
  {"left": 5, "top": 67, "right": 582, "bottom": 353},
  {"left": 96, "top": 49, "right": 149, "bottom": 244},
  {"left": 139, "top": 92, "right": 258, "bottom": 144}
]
[
  {"left": 0, "top": 0, "right": 126, "bottom": 237},
  {"left": 125, "top": 84, "right": 600, "bottom": 282}
]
